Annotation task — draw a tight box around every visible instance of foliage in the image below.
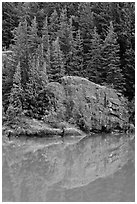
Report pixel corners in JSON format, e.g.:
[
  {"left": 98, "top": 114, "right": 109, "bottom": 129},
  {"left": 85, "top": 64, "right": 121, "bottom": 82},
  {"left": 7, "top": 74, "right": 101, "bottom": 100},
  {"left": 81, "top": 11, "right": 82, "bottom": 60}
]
[
  {"left": 101, "top": 21, "right": 124, "bottom": 91},
  {"left": 49, "top": 37, "right": 65, "bottom": 82},
  {"left": 85, "top": 26, "right": 103, "bottom": 83},
  {"left": 128, "top": 96, "right": 135, "bottom": 125},
  {"left": 2, "top": 2, "right": 135, "bottom": 122},
  {"left": 28, "top": 16, "right": 39, "bottom": 53},
  {"left": 6, "top": 62, "right": 23, "bottom": 121},
  {"left": 49, "top": 9, "right": 60, "bottom": 42},
  {"left": 42, "top": 16, "right": 50, "bottom": 53},
  {"left": 11, "top": 19, "right": 29, "bottom": 87}
]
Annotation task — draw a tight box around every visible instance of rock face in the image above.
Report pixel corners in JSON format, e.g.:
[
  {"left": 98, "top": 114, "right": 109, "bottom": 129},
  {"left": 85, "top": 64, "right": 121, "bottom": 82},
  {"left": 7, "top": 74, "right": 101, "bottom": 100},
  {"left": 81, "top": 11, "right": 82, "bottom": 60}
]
[{"left": 44, "top": 76, "right": 129, "bottom": 132}]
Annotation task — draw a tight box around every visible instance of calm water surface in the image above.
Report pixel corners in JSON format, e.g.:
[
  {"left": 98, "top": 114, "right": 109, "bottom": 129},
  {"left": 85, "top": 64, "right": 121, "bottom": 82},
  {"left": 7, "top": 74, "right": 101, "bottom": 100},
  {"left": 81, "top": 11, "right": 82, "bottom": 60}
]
[{"left": 2, "top": 133, "right": 135, "bottom": 202}]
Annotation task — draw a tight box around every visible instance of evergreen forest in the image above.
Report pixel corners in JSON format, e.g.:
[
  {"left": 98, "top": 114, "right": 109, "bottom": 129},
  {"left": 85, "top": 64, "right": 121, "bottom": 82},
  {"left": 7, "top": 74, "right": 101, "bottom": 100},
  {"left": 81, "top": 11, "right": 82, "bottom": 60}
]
[{"left": 2, "top": 2, "right": 135, "bottom": 124}]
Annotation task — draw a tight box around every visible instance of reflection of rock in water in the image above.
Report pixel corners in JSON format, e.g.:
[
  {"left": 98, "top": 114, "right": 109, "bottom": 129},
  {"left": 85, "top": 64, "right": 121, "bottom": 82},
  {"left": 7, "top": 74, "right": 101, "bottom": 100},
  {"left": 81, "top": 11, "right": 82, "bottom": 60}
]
[{"left": 2, "top": 134, "right": 134, "bottom": 202}]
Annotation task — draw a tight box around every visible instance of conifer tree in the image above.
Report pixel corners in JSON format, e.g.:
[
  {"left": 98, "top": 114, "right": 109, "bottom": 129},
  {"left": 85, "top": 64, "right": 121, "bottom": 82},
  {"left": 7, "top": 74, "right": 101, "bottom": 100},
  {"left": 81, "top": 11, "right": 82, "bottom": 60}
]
[
  {"left": 28, "top": 16, "right": 39, "bottom": 54},
  {"left": 67, "top": 28, "right": 84, "bottom": 77},
  {"left": 27, "top": 51, "right": 44, "bottom": 93},
  {"left": 101, "top": 21, "right": 124, "bottom": 91},
  {"left": 11, "top": 19, "right": 28, "bottom": 61},
  {"left": 7, "top": 61, "right": 23, "bottom": 120},
  {"left": 74, "top": 30, "right": 84, "bottom": 76},
  {"left": 58, "top": 6, "right": 70, "bottom": 55},
  {"left": 65, "top": 16, "right": 75, "bottom": 75},
  {"left": 11, "top": 19, "right": 29, "bottom": 87},
  {"left": 41, "top": 16, "right": 50, "bottom": 84},
  {"left": 42, "top": 16, "right": 50, "bottom": 54},
  {"left": 86, "top": 27, "right": 103, "bottom": 83},
  {"left": 119, "top": 3, "right": 135, "bottom": 99},
  {"left": 49, "top": 9, "right": 60, "bottom": 42},
  {"left": 40, "top": 61, "right": 49, "bottom": 87},
  {"left": 24, "top": 53, "right": 42, "bottom": 117},
  {"left": 49, "top": 37, "right": 65, "bottom": 82},
  {"left": 36, "top": 43, "right": 49, "bottom": 87},
  {"left": 45, "top": 46, "right": 51, "bottom": 77},
  {"left": 78, "top": 2, "right": 94, "bottom": 38},
  {"left": 92, "top": 2, "right": 111, "bottom": 39},
  {"left": 123, "top": 47, "right": 135, "bottom": 100}
]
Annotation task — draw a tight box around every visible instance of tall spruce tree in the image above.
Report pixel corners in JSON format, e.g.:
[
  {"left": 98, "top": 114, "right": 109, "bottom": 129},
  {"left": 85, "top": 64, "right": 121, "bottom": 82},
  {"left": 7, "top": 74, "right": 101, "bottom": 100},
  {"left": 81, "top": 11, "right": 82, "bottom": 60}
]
[
  {"left": 91, "top": 3, "right": 112, "bottom": 39},
  {"left": 101, "top": 21, "right": 124, "bottom": 91},
  {"left": 58, "top": 6, "right": 70, "bottom": 56},
  {"left": 7, "top": 61, "right": 23, "bottom": 120},
  {"left": 45, "top": 46, "right": 51, "bottom": 78},
  {"left": 49, "top": 37, "right": 65, "bottom": 82},
  {"left": 36, "top": 43, "right": 49, "bottom": 86},
  {"left": 42, "top": 16, "right": 49, "bottom": 54},
  {"left": 41, "top": 16, "right": 50, "bottom": 84},
  {"left": 28, "top": 16, "right": 39, "bottom": 54},
  {"left": 2, "top": 2, "right": 19, "bottom": 48},
  {"left": 65, "top": 16, "right": 75, "bottom": 75},
  {"left": 49, "top": 9, "right": 60, "bottom": 42},
  {"left": 74, "top": 30, "right": 84, "bottom": 76},
  {"left": 11, "top": 19, "right": 29, "bottom": 87},
  {"left": 123, "top": 47, "right": 135, "bottom": 100},
  {"left": 24, "top": 53, "right": 43, "bottom": 117},
  {"left": 78, "top": 2, "right": 94, "bottom": 38},
  {"left": 67, "top": 28, "right": 84, "bottom": 77},
  {"left": 119, "top": 3, "right": 135, "bottom": 100},
  {"left": 85, "top": 27, "right": 103, "bottom": 83}
]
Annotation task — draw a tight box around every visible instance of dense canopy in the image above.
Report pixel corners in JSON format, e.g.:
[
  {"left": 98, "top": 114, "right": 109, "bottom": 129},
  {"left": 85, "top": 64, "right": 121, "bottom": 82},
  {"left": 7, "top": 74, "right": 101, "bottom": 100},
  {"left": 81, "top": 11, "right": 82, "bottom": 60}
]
[{"left": 2, "top": 2, "right": 135, "bottom": 123}]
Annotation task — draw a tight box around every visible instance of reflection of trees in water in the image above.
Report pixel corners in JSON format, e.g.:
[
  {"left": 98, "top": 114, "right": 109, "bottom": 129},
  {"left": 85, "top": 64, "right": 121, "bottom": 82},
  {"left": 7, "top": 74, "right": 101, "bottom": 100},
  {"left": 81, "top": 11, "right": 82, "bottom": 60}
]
[{"left": 2, "top": 134, "right": 134, "bottom": 201}]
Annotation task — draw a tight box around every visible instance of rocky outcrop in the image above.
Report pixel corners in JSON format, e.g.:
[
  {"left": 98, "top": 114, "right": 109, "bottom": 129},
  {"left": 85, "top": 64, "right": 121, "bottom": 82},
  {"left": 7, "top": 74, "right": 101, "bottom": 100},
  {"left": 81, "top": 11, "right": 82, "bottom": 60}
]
[
  {"left": 44, "top": 76, "right": 129, "bottom": 132},
  {"left": 3, "top": 76, "right": 130, "bottom": 139}
]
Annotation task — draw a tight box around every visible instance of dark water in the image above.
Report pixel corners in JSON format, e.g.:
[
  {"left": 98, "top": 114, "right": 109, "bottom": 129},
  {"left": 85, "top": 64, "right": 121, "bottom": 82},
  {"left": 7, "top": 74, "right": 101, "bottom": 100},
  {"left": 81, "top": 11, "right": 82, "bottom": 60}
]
[{"left": 2, "top": 133, "right": 135, "bottom": 202}]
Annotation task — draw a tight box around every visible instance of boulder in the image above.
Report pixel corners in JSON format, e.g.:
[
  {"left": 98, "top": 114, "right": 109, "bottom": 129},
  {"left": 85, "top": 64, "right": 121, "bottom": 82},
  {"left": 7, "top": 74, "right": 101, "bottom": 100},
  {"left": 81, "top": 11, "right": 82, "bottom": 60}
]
[{"left": 44, "top": 76, "right": 129, "bottom": 132}]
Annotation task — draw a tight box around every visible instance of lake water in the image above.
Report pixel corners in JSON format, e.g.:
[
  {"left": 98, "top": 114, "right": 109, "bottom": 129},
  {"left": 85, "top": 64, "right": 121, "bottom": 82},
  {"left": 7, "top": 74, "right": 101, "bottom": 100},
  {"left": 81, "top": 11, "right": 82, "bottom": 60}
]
[{"left": 2, "top": 133, "right": 135, "bottom": 202}]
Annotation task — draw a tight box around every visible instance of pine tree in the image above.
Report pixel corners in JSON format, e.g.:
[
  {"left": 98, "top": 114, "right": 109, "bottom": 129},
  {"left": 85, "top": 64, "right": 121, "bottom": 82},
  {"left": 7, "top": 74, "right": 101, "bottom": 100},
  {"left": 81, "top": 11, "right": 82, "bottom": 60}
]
[
  {"left": 7, "top": 61, "right": 23, "bottom": 120},
  {"left": 65, "top": 16, "right": 75, "bottom": 75},
  {"left": 36, "top": 43, "right": 49, "bottom": 87},
  {"left": 42, "top": 16, "right": 50, "bottom": 54},
  {"left": 49, "top": 9, "right": 60, "bottom": 42},
  {"left": 40, "top": 60, "right": 49, "bottom": 87},
  {"left": 92, "top": 2, "right": 112, "bottom": 39},
  {"left": 41, "top": 16, "right": 50, "bottom": 85},
  {"left": 45, "top": 46, "right": 51, "bottom": 77},
  {"left": 78, "top": 2, "right": 94, "bottom": 38},
  {"left": 74, "top": 30, "right": 84, "bottom": 76},
  {"left": 123, "top": 47, "right": 135, "bottom": 100},
  {"left": 28, "top": 16, "right": 39, "bottom": 54},
  {"left": 11, "top": 19, "right": 28, "bottom": 61},
  {"left": 58, "top": 6, "right": 70, "bottom": 55},
  {"left": 119, "top": 3, "right": 135, "bottom": 100},
  {"left": 67, "top": 28, "right": 84, "bottom": 77},
  {"left": 11, "top": 19, "right": 29, "bottom": 87},
  {"left": 2, "top": 2, "right": 19, "bottom": 48},
  {"left": 85, "top": 27, "right": 103, "bottom": 83},
  {"left": 24, "top": 53, "right": 43, "bottom": 117},
  {"left": 49, "top": 37, "right": 65, "bottom": 82},
  {"left": 101, "top": 21, "right": 124, "bottom": 91}
]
